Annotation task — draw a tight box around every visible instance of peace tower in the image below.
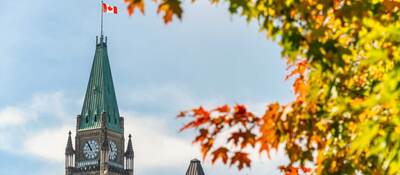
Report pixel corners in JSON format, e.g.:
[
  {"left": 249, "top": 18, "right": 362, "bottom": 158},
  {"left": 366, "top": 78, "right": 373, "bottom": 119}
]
[{"left": 64, "top": 35, "right": 134, "bottom": 175}]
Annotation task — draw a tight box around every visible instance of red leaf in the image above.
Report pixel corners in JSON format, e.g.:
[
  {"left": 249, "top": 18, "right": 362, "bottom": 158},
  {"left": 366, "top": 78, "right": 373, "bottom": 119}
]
[
  {"left": 234, "top": 105, "right": 247, "bottom": 115},
  {"left": 228, "top": 130, "right": 256, "bottom": 148},
  {"left": 177, "top": 111, "right": 187, "bottom": 118},
  {"left": 230, "top": 152, "right": 251, "bottom": 170},
  {"left": 215, "top": 105, "right": 230, "bottom": 113},
  {"left": 293, "top": 76, "right": 306, "bottom": 101},
  {"left": 301, "top": 166, "right": 312, "bottom": 173},
  {"left": 193, "top": 129, "right": 208, "bottom": 143},
  {"left": 124, "top": 0, "right": 145, "bottom": 15},
  {"left": 201, "top": 139, "right": 214, "bottom": 159},
  {"left": 192, "top": 106, "right": 209, "bottom": 117},
  {"left": 180, "top": 121, "right": 196, "bottom": 131},
  {"left": 211, "top": 147, "right": 229, "bottom": 164},
  {"left": 157, "top": 0, "right": 183, "bottom": 24},
  {"left": 285, "top": 59, "right": 307, "bottom": 80}
]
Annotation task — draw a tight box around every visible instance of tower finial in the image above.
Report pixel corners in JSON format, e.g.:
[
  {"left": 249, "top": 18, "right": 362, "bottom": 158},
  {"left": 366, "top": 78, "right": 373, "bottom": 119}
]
[
  {"left": 100, "top": 0, "right": 104, "bottom": 37},
  {"left": 125, "top": 133, "right": 134, "bottom": 158},
  {"left": 125, "top": 133, "right": 134, "bottom": 174},
  {"left": 65, "top": 131, "right": 74, "bottom": 155}
]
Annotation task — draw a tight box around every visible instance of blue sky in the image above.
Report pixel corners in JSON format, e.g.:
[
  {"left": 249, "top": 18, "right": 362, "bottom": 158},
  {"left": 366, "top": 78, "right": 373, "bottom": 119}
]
[{"left": 0, "top": 0, "right": 293, "bottom": 174}]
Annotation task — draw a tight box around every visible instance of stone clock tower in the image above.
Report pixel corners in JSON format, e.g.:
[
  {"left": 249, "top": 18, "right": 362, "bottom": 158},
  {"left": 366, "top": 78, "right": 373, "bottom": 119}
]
[{"left": 65, "top": 35, "right": 134, "bottom": 175}]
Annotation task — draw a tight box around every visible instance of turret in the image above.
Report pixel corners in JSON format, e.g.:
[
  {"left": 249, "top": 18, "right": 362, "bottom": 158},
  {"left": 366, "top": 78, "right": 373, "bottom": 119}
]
[
  {"left": 65, "top": 131, "right": 75, "bottom": 175},
  {"left": 185, "top": 159, "right": 206, "bottom": 175},
  {"left": 125, "top": 134, "right": 134, "bottom": 175}
]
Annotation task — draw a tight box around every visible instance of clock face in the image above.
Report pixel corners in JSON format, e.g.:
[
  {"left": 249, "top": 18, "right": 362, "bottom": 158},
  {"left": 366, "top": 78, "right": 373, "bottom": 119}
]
[
  {"left": 83, "top": 140, "right": 99, "bottom": 159},
  {"left": 108, "top": 140, "right": 118, "bottom": 160}
]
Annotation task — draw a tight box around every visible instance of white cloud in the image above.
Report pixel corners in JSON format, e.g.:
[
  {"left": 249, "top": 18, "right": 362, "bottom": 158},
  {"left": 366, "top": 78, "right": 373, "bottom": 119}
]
[
  {"left": 123, "top": 112, "right": 200, "bottom": 170},
  {"left": 16, "top": 109, "right": 199, "bottom": 170},
  {"left": 0, "top": 92, "right": 72, "bottom": 154},
  {"left": 0, "top": 87, "right": 201, "bottom": 170},
  {"left": 0, "top": 92, "right": 69, "bottom": 128},
  {"left": 129, "top": 84, "right": 196, "bottom": 107},
  {"left": 0, "top": 106, "right": 29, "bottom": 128},
  {"left": 29, "top": 92, "right": 70, "bottom": 120},
  {"left": 128, "top": 84, "right": 226, "bottom": 111},
  {"left": 23, "top": 125, "right": 73, "bottom": 162}
]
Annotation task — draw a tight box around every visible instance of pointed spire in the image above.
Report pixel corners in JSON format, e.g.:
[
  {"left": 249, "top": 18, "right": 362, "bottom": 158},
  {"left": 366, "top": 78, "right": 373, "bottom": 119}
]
[
  {"left": 79, "top": 37, "right": 121, "bottom": 132},
  {"left": 185, "top": 158, "right": 206, "bottom": 175},
  {"left": 65, "top": 131, "right": 74, "bottom": 155},
  {"left": 125, "top": 134, "right": 134, "bottom": 158}
]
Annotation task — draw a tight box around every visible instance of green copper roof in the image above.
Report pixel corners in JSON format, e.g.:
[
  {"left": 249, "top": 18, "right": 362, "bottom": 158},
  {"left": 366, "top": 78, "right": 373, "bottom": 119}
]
[{"left": 79, "top": 37, "right": 121, "bottom": 133}]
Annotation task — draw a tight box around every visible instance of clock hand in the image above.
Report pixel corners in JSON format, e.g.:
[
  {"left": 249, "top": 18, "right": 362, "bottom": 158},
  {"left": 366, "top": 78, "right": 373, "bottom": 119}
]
[{"left": 88, "top": 143, "right": 93, "bottom": 151}]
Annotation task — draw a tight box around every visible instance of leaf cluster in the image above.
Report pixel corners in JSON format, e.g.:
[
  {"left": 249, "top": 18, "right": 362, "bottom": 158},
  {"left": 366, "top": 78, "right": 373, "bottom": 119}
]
[{"left": 124, "top": 0, "right": 400, "bottom": 174}]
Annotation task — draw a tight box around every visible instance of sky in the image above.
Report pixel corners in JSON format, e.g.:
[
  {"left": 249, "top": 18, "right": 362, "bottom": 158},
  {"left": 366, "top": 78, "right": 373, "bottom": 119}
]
[{"left": 0, "top": 0, "right": 294, "bottom": 174}]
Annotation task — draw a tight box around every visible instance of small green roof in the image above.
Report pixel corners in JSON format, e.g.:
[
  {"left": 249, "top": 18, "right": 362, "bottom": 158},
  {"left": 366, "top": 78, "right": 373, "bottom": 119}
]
[{"left": 79, "top": 36, "right": 121, "bottom": 133}]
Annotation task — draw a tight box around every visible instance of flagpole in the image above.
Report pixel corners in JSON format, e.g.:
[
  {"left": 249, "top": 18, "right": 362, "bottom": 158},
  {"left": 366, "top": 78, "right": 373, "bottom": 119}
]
[{"left": 101, "top": 0, "right": 104, "bottom": 38}]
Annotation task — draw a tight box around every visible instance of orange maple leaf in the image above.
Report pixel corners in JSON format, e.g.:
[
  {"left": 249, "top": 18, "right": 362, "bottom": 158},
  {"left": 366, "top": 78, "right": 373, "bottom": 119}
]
[
  {"left": 192, "top": 106, "right": 209, "bottom": 117},
  {"left": 285, "top": 59, "right": 307, "bottom": 80},
  {"left": 234, "top": 105, "right": 247, "bottom": 115},
  {"left": 230, "top": 152, "right": 251, "bottom": 170},
  {"left": 157, "top": 0, "right": 183, "bottom": 24},
  {"left": 177, "top": 111, "right": 187, "bottom": 118},
  {"left": 293, "top": 76, "right": 307, "bottom": 101},
  {"left": 200, "top": 138, "right": 214, "bottom": 159},
  {"left": 215, "top": 105, "right": 230, "bottom": 113},
  {"left": 228, "top": 130, "right": 256, "bottom": 148},
  {"left": 211, "top": 147, "right": 229, "bottom": 164},
  {"left": 124, "top": 0, "right": 145, "bottom": 15},
  {"left": 193, "top": 128, "right": 208, "bottom": 143},
  {"left": 301, "top": 166, "right": 312, "bottom": 173}
]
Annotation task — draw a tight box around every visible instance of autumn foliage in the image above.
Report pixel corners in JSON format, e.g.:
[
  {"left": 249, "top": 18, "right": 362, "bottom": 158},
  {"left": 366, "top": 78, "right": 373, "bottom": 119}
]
[{"left": 123, "top": 0, "right": 400, "bottom": 174}]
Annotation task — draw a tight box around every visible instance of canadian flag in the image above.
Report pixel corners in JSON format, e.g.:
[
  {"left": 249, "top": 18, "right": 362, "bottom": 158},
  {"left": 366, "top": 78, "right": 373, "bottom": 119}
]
[{"left": 103, "top": 3, "right": 118, "bottom": 14}]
